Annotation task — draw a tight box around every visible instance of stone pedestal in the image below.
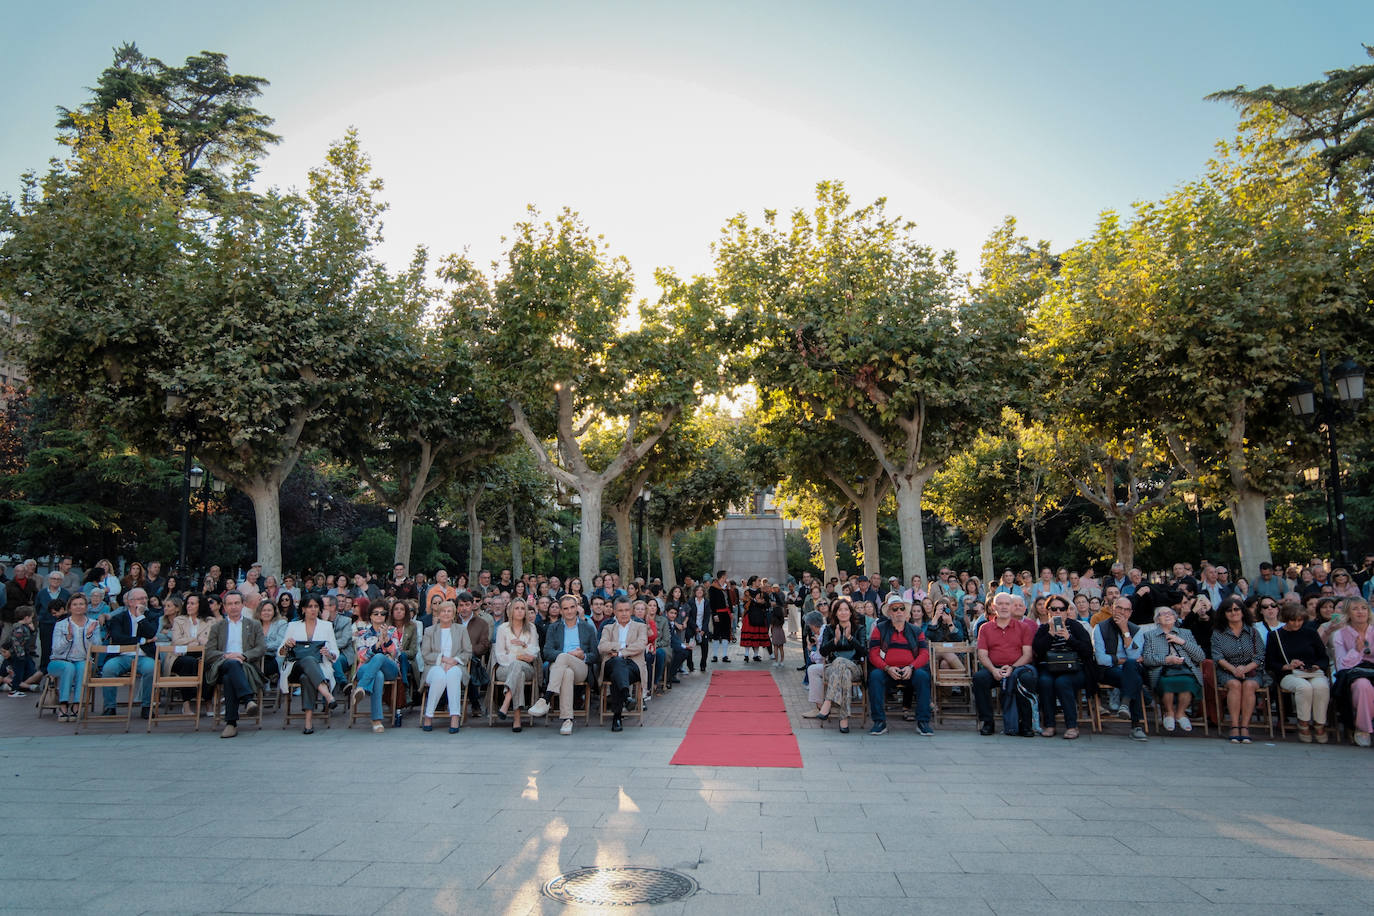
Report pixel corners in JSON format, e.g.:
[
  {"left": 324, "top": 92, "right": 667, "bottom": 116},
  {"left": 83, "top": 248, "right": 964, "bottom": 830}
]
[{"left": 713, "top": 515, "right": 787, "bottom": 585}]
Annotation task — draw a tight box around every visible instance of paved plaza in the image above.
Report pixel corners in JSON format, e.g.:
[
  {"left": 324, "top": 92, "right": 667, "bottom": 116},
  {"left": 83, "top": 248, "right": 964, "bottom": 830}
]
[{"left": 3, "top": 657, "right": 1373, "bottom": 915}]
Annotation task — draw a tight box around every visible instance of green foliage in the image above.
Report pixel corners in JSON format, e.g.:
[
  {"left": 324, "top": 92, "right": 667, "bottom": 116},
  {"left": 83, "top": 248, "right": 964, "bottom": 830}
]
[
  {"left": 339, "top": 527, "right": 396, "bottom": 576},
  {"left": 59, "top": 42, "right": 280, "bottom": 195},
  {"left": 1265, "top": 500, "right": 1322, "bottom": 566}
]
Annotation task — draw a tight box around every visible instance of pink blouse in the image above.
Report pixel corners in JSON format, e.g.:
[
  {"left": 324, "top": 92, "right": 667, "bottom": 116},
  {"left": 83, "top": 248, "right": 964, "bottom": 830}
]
[{"left": 1332, "top": 625, "right": 1374, "bottom": 671}]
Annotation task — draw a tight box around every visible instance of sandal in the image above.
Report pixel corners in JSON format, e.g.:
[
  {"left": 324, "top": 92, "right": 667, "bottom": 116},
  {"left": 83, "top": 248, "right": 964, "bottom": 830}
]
[
  {"left": 1040, "top": 727, "right": 1056, "bottom": 738},
  {"left": 1228, "top": 728, "right": 1242, "bottom": 744},
  {"left": 1297, "top": 722, "right": 1313, "bottom": 744},
  {"left": 1063, "top": 728, "right": 1079, "bottom": 740},
  {"left": 1239, "top": 729, "right": 1253, "bottom": 744},
  {"left": 1314, "top": 725, "right": 1329, "bottom": 745},
  {"left": 902, "top": 712, "right": 917, "bottom": 722}
]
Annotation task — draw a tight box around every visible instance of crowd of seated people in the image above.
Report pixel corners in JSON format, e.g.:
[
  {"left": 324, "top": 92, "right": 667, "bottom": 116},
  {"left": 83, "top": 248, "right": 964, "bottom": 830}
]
[{"left": 4, "top": 554, "right": 1374, "bottom": 748}]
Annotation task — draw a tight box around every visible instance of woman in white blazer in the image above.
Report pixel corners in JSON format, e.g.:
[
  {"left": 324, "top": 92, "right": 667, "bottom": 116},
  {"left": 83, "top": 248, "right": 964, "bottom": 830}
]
[
  {"left": 419, "top": 600, "right": 472, "bottom": 734},
  {"left": 278, "top": 594, "right": 339, "bottom": 733}
]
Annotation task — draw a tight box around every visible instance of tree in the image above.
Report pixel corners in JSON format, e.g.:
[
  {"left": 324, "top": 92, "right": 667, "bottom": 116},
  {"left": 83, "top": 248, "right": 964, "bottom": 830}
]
[
  {"left": 341, "top": 259, "right": 512, "bottom": 570},
  {"left": 925, "top": 428, "right": 1018, "bottom": 584},
  {"left": 754, "top": 394, "right": 889, "bottom": 575},
  {"left": 475, "top": 209, "right": 725, "bottom": 586},
  {"left": 1209, "top": 44, "right": 1374, "bottom": 200},
  {"left": 720, "top": 182, "right": 1024, "bottom": 582},
  {"left": 1034, "top": 113, "right": 1368, "bottom": 578},
  {"left": 59, "top": 43, "right": 280, "bottom": 195},
  {"left": 646, "top": 413, "right": 753, "bottom": 589},
  {"left": 2, "top": 99, "right": 410, "bottom": 576}
]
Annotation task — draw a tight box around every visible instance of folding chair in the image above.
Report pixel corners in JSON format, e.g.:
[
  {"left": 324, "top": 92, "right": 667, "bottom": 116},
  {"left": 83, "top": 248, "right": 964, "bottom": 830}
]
[
  {"left": 212, "top": 681, "right": 266, "bottom": 729},
  {"left": 488, "top": 661, "right": 541, "bottom": 726},
  {"left": 76, "top": 643, "right": 140, "bottom": 733},
  {"left": 280, "top": 676, "right": 334, "bottom": 729},
  {"left": 599, "top": 658, "right": 645, "bottom": 727},
  {"left": 348, "top": 673, "right": 403, "bottom": 728},
  {"left": 931, "top": 642, "right": 977, "bottom": 725},
  {"left": 148, "top": 645, "right": 204, "bottom": 732},
  {"left": 815, "top": 660, "right": 867, "bottom": 729},
  {"left": 1207, "top": 666, "right": 1276, "bottom": 740}
]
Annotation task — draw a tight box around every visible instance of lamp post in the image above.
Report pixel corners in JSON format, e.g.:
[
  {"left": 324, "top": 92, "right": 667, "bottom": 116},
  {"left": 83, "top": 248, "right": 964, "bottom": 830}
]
[
  {"left": 635, "top": 486, "right": 652, "bottom": 583},
  {"left": 1181, "top": 490, "right": 1204, "bottom": 566},
  {"left": 165, "top": 385, "right": 196, "bottom": 576},
  {"left": 198, "top": 474, "right": 225, "bottom": 581},
  {"left": 1288, "top": 354, "right": 1365, "bottom": 568},
  {"left": 386, "top": 507, "right": 397, "bottom": 525},
  {"left": 309, "top": 491, "right": 333, "bottom": 527}
]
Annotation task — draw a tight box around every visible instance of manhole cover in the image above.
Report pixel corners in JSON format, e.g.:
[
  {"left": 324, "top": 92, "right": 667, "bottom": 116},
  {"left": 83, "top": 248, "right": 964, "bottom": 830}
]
[{"left": 542, "top": 866, "right": 698, "bottom": 906}]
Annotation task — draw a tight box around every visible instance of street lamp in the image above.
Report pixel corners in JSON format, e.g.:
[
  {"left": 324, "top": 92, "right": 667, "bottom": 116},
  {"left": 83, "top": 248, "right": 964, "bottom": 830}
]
[
  {"left": 1181, "top": 490, "right": 1204, "bottom": 565},
  {"left": 636, "top": 486, "right": 652, "bottom": 583},
  {"left": 309, "top": 490, "right": 332, "bottom": 526},
  {"left": 386, "top": 507, "right": 397, "bottom": 524},
  {"left": 197, "top": 473, "right": 227, "bottom": 582},
  {"left": 1287, "top": 353, "right": 1366, "bottom": 567},
  {"left": 165, "top": 384, "right": 196, "bottom": 575}
]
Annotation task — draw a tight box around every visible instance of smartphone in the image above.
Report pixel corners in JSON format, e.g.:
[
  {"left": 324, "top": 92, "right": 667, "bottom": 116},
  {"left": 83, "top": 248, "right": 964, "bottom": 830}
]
[{"left": 1051, "top": 615, "right": 1064, "bottom": 629}]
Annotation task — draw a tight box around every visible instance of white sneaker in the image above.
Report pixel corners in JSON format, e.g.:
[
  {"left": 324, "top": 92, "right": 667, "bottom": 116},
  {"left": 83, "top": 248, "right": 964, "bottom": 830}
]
[
  {"left": 1355, "top": 731, "right": 1371, "bottom": 748},
  {"left": 1178, "top": 716, "right": 1192, "bottom": 732},
  {"left": 528, "top": 698, "right": 550, "bottom": 718},
  {"left": 1163, "top": 716, "right": 1176, "bottom": 732},
  {"left": 559, "top": 719, "right": 573, "bottom": 736}
]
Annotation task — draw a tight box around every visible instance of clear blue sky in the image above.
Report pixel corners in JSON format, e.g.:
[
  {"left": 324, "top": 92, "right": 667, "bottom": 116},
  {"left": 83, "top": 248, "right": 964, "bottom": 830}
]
[{"left": 3, "top": 0, "right": 1372, "bottom": 290}]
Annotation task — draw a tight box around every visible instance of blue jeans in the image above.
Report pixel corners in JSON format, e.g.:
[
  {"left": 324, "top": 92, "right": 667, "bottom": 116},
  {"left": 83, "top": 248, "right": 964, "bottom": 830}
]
[
  {"left": 868, "top": 665, "right": 932, "bottom": 726},
  {"left": 649, "top": 648, "right": 666, "bottom": 686},
  {"left": 1036, "top": 668, "right": 1086, "bottom": 729},
  {"left": 356, "top": 654, "right": 400, "bottom": 721},
  {"left": 49, "top": 659, "right": 86, "bottom": 702},
  {"left": 101, "top": 653, "right": 155, "bottom": 709}
]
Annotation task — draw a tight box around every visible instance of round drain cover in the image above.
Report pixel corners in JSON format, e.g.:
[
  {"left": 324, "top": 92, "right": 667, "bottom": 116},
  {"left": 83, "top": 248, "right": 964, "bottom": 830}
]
[{"left": 542, "top": 866, "right": 698, "bottom": 906}]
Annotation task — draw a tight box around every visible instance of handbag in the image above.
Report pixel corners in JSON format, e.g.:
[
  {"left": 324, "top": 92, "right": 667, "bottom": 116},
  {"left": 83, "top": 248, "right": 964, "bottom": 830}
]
[{"left": 1045, "top": 649, "right": 1080, "bottom": 674}]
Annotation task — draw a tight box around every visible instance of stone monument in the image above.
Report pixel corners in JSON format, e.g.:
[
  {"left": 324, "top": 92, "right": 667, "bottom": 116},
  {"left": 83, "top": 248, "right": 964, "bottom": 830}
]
[{"left": 713, "top": 491, "right": 788, "bottom": 584}]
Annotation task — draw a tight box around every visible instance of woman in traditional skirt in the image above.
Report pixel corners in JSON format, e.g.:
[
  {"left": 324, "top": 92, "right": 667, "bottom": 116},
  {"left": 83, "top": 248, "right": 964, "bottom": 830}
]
[{"left": 740, "top": 576, "right": 772, "bottom": 663}]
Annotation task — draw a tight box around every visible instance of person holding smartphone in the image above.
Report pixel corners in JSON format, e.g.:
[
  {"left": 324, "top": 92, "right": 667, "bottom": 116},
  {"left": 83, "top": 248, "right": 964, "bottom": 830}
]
[{"left": 1031, "top": 597, "right": 1095, "bottom": 739}]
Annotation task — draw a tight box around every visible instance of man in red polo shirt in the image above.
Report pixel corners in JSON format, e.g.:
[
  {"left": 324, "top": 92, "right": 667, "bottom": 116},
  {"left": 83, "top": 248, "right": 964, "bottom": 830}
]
[{"left": 974, "top": 593, "right": 1036, "bottom": 737}]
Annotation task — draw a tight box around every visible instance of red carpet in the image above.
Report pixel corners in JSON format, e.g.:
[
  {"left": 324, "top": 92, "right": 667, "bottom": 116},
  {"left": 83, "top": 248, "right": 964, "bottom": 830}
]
[{"left": 670, "top": 670, "right": 802, "bottom": 767}]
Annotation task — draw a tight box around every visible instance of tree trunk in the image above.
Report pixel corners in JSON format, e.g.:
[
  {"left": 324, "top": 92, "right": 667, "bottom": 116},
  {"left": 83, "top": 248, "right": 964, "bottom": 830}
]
[
  {"left": 979, "top": 516, "right": 1005, "bottom": 586},
  {"left": 507, "top": 503, "right": 523, "bottom": 580},
  {"left": 857, "top": 490, "right": 881, "bottom": 577},
  {"left": 392, "top": 492, "right": 423, "bottom": 571},
  {"left": 577, "top": 485, "right": 604, "bottom": 589},
  {"left": 610, "top": 501, "right": 634, "bottom": 586},
  {"left": 658, "top": 530, "right": 677, "bottom": 590},
  {"left": 466, "top": 493, "right": 484, "bottom": 582},
  {"left": 1113, "top": 515, "right": 1135, "bottom": 572},
  {"left": 818, "top": 519, "right": 840, "bottom": 584},
  {"left": 1029, "top": 505, "right": 1040, "bottom": 573},
  {"left": 241, "top": 476, "right": 283, "bottom": 579},
  {"left": 1229, "top": 489, "right": 1272, "bottom": 581},
  {"left": 892, "top": 474, "right": 932, "bottom": 584}
]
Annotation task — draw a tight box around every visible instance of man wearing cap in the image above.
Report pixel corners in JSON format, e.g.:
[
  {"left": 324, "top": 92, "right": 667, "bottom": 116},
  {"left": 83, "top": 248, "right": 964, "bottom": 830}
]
[
  {"left": 866, "top": 595, "right": 934, "bottom": 736},
  {"left": 850, "top": 574, "right": 882, "bottom": 606}
]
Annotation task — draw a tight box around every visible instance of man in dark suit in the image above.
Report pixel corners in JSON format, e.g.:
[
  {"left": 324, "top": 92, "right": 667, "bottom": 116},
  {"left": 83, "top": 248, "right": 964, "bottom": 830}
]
[
  {"left": 101, "top": 588, "right": 158, "bottom": 716},
  {"left": 205, "top": 591, "right": 265, "bottom": 738}
]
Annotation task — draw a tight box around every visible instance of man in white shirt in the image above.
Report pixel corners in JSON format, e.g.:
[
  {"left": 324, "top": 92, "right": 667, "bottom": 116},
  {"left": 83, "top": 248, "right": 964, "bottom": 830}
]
[
  {"left": 205, "top": 591, "right": 265, "bottom": 738},
  {"left": 597, "top": 597, "right": 648, "bottom": 731}
]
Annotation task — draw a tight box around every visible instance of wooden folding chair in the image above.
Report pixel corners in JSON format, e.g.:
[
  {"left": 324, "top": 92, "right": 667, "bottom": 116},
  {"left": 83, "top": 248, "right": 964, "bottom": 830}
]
[
  {"left": 348, "top": 673, "right": 403, "bottom": 728},
  {"left": 599, "top": 658, "right": 645, "bottom": 726},
  {"left": 931, "top": 642, "right": 977, "bottom": 725},
  {"left": 76, "top": 643, "right": 140, "bottom": 733},
  {"left": 1208, "top": 667, "right": 1276, "bottom": 739},
  {"left": 280, "top": 674, "right": 334, "bottom": 729},
  {"left": 148, "top": 645, "right": 204, "bottom": 732},
  {"left": 814, "top": 660, "right": 867, "bottom": 728},
  {"left": 212, "top": 680, "right": 266, "bottom": 729},
  {"left": 488, "top": 661, "right": 541, "bottom": 726}
]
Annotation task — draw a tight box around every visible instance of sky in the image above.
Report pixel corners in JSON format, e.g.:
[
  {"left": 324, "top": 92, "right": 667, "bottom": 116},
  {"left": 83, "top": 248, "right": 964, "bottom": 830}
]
[{"left": 3, "top": 0, "right": 1372, "bottom": 297}]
